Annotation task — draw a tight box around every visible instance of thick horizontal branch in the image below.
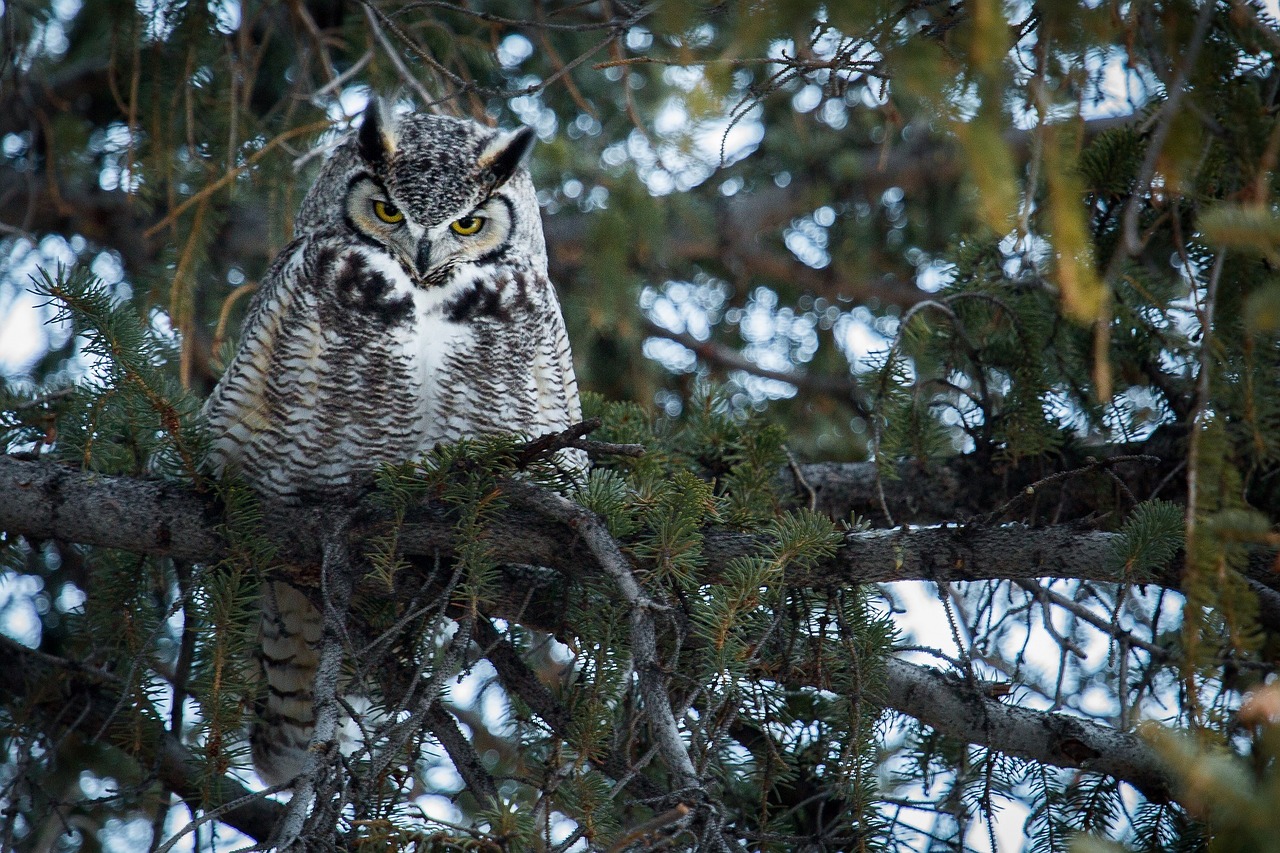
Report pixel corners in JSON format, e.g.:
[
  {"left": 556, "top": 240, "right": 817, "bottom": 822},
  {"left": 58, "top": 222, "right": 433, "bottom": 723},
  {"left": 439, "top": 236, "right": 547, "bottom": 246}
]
[
  {"left": 707, "top": 523, "right": 1125, "bottom": 586},
  {"left": 780, "top": 429, "right": 1191, "bottom": 526},
  {"left": 12, "top": 452, "right": 1280, "bottom": 627},
  {"left": 0, "top": 455, "right": 1146, "bottom": 591}
]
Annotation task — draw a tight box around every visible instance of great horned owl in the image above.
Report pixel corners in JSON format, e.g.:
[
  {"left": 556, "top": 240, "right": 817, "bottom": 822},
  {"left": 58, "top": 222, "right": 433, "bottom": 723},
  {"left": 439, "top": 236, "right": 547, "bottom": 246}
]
[{"left": 202, "top": 103, "right": 582, "bottom": 785}]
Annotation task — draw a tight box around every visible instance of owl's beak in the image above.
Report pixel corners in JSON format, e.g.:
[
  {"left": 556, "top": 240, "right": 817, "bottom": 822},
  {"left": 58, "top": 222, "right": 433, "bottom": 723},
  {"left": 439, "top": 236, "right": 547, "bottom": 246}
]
[{"left": 414, "top": 238, "right": 433, "bottom": 277}]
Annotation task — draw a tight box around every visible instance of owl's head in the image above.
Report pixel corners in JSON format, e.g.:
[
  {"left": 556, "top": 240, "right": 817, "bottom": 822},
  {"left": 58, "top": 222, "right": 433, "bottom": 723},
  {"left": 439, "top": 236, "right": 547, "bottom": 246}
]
[{"left": 298, "top": 103, "right": 545, "bottom": 286}]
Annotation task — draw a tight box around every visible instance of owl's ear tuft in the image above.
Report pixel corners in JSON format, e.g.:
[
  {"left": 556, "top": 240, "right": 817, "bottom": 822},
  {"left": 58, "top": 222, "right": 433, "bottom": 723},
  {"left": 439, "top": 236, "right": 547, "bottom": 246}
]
[
  {"left": 357, "top": 100, "right": 397, "bottom": 169},
  {"left": 479, "top": 126, "right": 536, "bottom": 188}
]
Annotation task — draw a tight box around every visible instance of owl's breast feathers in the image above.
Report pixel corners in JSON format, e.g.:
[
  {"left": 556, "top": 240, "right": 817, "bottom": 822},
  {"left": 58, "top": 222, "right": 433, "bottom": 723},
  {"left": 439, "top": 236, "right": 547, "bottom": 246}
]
[
  {"left": 203, "top": 237, "right": 419, "bottom": 499},
  {"left": 425, "top": 264, "right": 582, "bottom": 447},
  {"left": 203, "top": 237, "right": 582, "bottom": 500}
]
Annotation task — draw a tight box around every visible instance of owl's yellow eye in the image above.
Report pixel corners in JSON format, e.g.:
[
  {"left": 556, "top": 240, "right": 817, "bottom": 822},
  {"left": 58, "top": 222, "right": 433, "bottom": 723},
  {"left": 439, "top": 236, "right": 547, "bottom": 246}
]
[
  {"left": 373, "top": 199, "right": 404, "bottom": 224},
  {"left": 450, "top": 216, "right": 485, "bottom": 236}
]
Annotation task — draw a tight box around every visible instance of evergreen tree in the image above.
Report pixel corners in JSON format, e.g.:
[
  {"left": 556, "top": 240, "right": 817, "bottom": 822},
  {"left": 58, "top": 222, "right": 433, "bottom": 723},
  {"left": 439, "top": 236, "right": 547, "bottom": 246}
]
[{"left": 3, "top": 0, "right": 1280, "bottom": 850}]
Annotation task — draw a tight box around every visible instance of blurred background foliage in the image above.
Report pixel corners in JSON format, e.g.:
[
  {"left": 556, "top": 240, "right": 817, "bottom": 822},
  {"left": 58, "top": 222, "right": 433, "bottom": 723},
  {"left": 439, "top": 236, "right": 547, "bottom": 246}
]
[
  {"left": 7, "top": 0, "right": 1280, "bottom": 849},
  {"left": 4, "top": 0, "right": 1271, "bottom": 461},
  {"left": 3, "top": 0, "right": 1275, "bottom": 465},
  {"left": 0, "top": 0, "right": 1151, "bottom": 459}
]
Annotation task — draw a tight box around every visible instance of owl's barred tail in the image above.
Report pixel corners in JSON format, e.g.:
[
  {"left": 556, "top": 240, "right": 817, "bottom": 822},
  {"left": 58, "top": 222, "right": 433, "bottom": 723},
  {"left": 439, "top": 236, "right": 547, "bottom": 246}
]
[{"left": 252, "top": 581, "right": 323, "bottom": 786}]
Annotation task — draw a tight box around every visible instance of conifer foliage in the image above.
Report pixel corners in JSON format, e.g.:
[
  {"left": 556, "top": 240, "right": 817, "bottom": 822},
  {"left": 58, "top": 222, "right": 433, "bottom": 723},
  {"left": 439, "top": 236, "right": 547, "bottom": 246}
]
[{"left": 4, "top": 0, "right": 1280, "bottom": 850}]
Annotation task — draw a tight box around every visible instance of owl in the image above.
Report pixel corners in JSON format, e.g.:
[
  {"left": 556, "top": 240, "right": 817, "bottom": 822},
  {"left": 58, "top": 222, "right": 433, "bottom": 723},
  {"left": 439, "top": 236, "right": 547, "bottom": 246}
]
[{"left": 202, "top": 102, "right": 582, "bottom": 786}]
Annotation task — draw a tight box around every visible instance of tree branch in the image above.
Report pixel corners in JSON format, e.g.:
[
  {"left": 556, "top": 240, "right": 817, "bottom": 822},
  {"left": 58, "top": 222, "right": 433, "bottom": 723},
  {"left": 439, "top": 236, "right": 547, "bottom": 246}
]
[
  {"left": 472, "top": 616, "right": 667, "bottom": 802},
  {"left": 499, "top": 480, "right": 728, "bottom": 847},
  {"left": 882, "top": 658, "right": 1172, "bottom": 803},
  {"left": 775, "top": 434, "right": 1190, "bottom": 526},
  {"left": 643, "top": 321, "right": 871, "bottom": 417},
  {"left": 423, "top": 703, "right": 500, "bottom": 809},
  {"left": 17, "top": 449, "right": 1280, "bottom": 631},
  {"left": 0, "top": 453, "right": 1188, "bottom": 591}
]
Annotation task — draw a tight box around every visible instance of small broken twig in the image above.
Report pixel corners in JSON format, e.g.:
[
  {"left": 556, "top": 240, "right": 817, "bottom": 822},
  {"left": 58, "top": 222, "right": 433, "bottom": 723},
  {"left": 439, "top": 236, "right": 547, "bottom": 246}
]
[{"left": 513, "top": 418, "right": 646, "bottom": 469}]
